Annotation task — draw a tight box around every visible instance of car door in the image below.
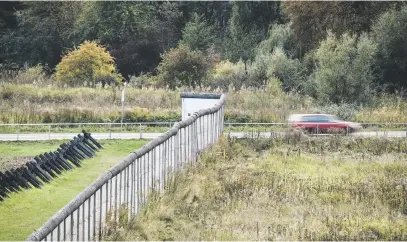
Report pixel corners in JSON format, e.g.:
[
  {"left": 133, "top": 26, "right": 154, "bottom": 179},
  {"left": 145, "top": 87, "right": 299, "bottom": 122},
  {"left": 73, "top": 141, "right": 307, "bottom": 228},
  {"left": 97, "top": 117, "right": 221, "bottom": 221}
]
[
  {"left": 326, "top": 116, "right": 348, "bottom": 130},
  {"left": 297, "top": 115, "right": 323, "bottom": 129},
  {"left": 303, "top": 115, "right": 336, "bottom": 131},
  {"left": 311, "top": 115, "right": 331, "bottom": 130},
  {"left": 319, "top": 115, "right": 335, "bottom": 129}
]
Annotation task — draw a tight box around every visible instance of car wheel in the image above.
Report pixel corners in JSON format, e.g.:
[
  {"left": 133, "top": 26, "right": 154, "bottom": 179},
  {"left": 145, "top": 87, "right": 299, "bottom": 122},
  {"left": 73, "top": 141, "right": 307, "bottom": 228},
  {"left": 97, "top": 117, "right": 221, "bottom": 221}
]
[
  {"left": 341, "top": 127, "right": 348, "bottom": 135},
  {"left": 305, "top": 127, "right": 315, "bottom": 134},
  {"left": 342, "top": 127, "right": 354, "bottom": 135}
]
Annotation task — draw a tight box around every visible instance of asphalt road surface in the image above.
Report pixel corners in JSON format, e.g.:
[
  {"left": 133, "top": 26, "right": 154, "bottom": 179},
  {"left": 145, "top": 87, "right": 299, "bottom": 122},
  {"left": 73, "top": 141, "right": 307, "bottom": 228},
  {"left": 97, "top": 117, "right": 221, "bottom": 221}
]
[{"left": 0, "top": 131, "right": 406, "bottom": 141}]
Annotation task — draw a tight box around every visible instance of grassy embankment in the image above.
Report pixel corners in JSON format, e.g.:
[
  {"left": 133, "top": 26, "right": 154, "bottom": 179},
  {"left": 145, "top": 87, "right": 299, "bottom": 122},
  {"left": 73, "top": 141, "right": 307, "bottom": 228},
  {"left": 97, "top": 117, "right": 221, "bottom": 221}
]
[
  {"left": 107, "top": 136, "right": 407, "bottom": 241},
  {"left": 0, "top": 139, "right": 147, "bottom": 240}
]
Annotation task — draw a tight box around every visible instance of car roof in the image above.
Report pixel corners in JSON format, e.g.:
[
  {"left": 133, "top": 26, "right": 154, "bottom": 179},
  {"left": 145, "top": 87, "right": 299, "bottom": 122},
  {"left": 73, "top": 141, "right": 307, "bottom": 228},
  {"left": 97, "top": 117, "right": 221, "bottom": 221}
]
[
  {"left": 288, "top": 113, "right": 337, "bottom": 122},
  {"left": 289, "top": 114, "right": 335, "bottom": 117}
]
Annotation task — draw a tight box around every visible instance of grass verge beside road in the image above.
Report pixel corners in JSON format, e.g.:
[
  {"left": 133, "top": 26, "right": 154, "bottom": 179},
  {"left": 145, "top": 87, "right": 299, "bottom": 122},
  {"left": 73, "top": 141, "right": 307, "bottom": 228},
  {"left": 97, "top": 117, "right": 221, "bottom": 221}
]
[{"left": 0, "top": 139, "right": 147, "bottom": 241}]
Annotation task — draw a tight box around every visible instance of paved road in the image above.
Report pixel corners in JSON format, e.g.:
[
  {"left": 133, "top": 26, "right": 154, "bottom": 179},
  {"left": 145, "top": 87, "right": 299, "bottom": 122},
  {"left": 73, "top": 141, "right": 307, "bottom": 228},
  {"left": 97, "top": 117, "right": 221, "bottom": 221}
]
[
  {"left": 232, "top": 131, "right": 407, "bottom": 138},
  {"left": 0, "top": 131, "right": 406, "bottom": 141}
]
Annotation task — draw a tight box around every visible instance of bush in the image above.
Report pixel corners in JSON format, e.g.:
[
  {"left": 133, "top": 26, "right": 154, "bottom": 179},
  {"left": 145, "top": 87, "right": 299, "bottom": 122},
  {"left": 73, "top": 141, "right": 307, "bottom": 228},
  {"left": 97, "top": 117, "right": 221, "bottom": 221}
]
[
  {"left": 128, "top": 73, "right": 157, "bottom": 89},
  {"left": 157, "top": 44, "right": 208, "bottom": 90},
  {"left": 248, "top": 22, "right": 301, "bottom": 89},
  {"left": 205, "top": 60, "right": 246, "bottom": 90},
  {"left": 247, "top": 54, "right": 271, "bottom": 88},
  {"left": 256, "top": 23, "right": 297, "bottom": 58},
  {"left": 12, "top": 65, "right": 49, "bottom": 85},
  {"left": 313, "top": 32, "right": 377, "bottom": 105},
  {"left": 266, "top": 47, "right": 305, "bottom": 92},
  {"left": 55, "top": 41, "right": 122, "bottom": 87},
  {"left": 313, "top": 103, "right": 359, "bottom": 121}
]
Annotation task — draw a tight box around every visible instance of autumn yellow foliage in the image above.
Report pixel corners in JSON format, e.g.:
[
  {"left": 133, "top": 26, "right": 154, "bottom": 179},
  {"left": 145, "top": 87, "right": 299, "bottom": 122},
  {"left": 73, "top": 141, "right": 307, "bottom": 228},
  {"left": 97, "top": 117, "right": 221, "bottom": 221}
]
[{"left": 55, "top": 41, "right": 122, "bottom": 87}]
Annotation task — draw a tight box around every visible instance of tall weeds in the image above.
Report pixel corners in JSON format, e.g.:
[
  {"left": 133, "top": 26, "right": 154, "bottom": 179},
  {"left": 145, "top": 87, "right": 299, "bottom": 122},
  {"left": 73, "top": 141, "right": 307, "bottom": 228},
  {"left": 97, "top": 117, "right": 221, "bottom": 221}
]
[
  {"left": 0, "top": 81, "right": 406, "bottom": 123},
  {"left": 110, "top": 136, "right": 407, "bottom": 241}
]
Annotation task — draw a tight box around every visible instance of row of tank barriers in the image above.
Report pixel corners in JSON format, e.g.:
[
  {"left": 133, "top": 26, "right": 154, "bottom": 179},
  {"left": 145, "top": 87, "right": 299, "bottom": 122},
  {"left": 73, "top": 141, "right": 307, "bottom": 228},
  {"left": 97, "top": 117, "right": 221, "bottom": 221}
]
[{"left": 0, "top": 131, "right": 102, "bottom": 202}]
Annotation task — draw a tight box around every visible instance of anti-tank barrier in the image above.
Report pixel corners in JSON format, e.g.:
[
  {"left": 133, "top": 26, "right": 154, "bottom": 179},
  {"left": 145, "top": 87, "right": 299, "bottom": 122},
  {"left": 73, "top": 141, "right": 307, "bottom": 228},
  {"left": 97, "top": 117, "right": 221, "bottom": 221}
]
[
  {"left": 0, "top": 131, "right": 102, "bottom": 202},
  {"left": 26, "top": 93, "right": 225, "bottom": 241}
]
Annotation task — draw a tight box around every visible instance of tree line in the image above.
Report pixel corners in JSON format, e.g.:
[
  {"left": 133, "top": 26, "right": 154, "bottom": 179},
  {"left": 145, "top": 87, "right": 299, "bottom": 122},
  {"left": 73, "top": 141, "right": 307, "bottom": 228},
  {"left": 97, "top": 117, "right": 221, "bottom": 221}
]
[{"left": 1, "top": 1, "right": 407, "bottom": 105}]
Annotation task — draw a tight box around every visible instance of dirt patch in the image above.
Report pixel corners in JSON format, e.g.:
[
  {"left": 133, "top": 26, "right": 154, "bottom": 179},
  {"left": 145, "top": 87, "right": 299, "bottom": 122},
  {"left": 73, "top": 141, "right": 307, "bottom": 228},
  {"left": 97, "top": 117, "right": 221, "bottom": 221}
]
[{"left": 0, "top": 156, "right": 34, "bottom": 172}]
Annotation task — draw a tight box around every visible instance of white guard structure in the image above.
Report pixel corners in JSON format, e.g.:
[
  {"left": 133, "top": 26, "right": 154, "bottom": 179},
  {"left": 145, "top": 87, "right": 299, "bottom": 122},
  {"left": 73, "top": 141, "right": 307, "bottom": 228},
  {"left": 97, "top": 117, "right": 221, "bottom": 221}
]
[{"left": 181, "top": 93, "right": 222, "bottom": 120}]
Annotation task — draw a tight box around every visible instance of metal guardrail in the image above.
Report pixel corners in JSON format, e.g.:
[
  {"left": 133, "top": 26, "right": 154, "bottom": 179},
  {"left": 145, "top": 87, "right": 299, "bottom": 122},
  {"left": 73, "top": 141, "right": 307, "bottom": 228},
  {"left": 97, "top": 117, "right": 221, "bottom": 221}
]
[
  {"left": 0, "top": 122, "right": 407, "bottom": 140},
  {"left": 1, "top": 122, "right": 406, "bottom": 128},
  {"left": 224, "top": 122, "right": 407, "bottom": 138},
  {"left": 26, "top": 93, "right": 225, "bottom": 241},
  {"left": 2, "top": 122, "right": 407, "bottom": 126}
]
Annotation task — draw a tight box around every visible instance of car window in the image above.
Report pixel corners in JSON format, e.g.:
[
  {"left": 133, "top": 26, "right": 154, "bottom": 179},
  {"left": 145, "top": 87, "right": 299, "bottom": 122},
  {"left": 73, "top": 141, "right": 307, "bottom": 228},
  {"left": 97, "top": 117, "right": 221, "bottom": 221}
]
[
  {"left": 331, "top": 116, "right": 343, "bottom": 122},
  {"left": 301, "top": 115, "right": 331, "bottom": 122}
]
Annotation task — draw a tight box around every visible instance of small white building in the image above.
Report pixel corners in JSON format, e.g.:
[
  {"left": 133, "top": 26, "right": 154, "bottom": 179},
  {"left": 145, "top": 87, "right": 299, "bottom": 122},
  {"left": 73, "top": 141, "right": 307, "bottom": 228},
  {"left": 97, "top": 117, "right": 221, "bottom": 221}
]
[{"left": 181, "top": 93, "right": 222, "bottom": 120}]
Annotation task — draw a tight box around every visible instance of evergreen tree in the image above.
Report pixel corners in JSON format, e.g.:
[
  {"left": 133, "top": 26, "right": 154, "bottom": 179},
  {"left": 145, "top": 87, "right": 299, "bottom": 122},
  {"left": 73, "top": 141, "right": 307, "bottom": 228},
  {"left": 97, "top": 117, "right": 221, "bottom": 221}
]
[{"left": 180, "top": 13, "right": 215, "bottom": 52}]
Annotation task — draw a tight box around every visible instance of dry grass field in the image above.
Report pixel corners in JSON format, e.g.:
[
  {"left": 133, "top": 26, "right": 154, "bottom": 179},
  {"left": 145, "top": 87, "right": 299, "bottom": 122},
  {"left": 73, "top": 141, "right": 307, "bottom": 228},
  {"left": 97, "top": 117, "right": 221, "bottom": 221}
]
[{"left": 104, "top": 136, "right": 407, "bottom": 241}]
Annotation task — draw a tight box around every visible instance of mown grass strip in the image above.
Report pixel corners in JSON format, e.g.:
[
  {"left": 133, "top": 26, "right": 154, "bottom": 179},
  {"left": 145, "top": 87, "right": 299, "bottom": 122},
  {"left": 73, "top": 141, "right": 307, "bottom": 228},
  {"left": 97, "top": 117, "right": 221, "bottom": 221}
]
[{"left": 0, "top": 139, "right": 147, "bottom": 240}]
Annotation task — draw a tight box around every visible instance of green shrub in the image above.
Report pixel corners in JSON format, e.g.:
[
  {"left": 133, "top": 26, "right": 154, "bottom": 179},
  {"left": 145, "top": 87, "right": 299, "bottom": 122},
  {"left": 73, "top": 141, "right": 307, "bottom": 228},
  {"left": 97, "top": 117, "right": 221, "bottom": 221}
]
[
  {"left": 313, "top": 32, "right": 377, "bottom": 105},
  {"left": 266, "top": 47, "right": 305, "bottom": 92},
  {"left": 157, "top": 44, "right": 208, "bottom": 90},
  {"left": 256, "top": 23, "right": 297, "bottom": 58},
  {"left": 248, "top": 23, "right": 301, "bottom": 90},
  {"left": 205, "top": 60, "right": 246, "bottom": 90},
  {"left": 247, "top": 54, "right": 271, "bottom": 88},
  {"left": 128, "top": 73, "right": 157, "bottom": 89},
  {"left": 55, "top": 41, "right": 122, "bottom": 87},
  {"left": 13, "top": 65, "right": 48, "bottom": 85},
  {"left": 313, "top": 103, "right": 359, "bottom": 121}
]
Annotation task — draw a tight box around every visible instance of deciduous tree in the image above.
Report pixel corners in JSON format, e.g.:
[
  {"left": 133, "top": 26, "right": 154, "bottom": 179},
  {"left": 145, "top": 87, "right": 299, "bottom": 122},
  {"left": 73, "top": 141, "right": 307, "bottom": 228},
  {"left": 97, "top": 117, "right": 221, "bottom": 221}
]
[
  {"left": 157, "top": 44, "right": 207, "bottom": 90},
  {"left": 55, "top": 41, "right": 122, "bottom": 87},
  {"left": 372, "top": 6, "right": 407, "bottom": 90},
  {"left": 313, "top": 32, "right": 377, "bottom": 105}
]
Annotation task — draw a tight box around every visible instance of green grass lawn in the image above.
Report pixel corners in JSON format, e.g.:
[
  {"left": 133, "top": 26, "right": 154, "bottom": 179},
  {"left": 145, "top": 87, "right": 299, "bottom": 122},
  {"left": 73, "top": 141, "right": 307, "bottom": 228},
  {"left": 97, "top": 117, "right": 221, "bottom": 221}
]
[{"left": 0, "top": 139, "right": 147, "bottom": 241}]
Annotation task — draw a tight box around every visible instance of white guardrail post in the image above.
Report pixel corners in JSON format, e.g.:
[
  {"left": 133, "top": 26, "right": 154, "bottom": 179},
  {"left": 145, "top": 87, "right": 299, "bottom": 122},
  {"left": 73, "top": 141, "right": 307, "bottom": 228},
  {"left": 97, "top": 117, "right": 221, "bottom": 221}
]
[
  {"left": 109, "top": 123, "right": 112, "bottom": 139},
  {"left": 139, "top": 124, "right": 142, "bottom": 140}
]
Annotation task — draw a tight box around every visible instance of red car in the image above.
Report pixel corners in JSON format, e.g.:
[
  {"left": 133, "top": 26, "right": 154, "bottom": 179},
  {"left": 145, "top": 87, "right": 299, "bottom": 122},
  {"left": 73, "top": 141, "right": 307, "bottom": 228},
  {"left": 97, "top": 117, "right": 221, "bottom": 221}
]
[{"left": 288, "top": 114, "right": 362, "bottom": 134}]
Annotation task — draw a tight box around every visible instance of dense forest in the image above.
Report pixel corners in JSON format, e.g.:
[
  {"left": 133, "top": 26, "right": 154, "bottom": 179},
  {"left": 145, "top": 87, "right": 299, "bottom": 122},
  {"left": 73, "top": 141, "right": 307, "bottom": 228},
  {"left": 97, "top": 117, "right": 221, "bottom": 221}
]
[{"left": 1, "top": 1, "right": 407, "bottom": 107}]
